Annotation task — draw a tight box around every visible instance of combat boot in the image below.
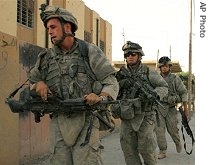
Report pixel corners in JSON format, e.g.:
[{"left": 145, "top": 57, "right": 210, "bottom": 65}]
[
  {"left": 175, "top": 142, "right": 182, "bottom": 153},
  {"left": 158, "top": 150, "right": 166, "bottom": 159}
]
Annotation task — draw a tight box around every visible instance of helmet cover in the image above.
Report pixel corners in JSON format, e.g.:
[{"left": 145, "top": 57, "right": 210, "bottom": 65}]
[
  {"left": 122, "top": 41, "right": 145, "bottom": 58},
  {"left": 40, "top": 4, "right": 78, "bottom": 33},
  {"left": 158, "top": 56, "right": 173, "bottom": 67}
]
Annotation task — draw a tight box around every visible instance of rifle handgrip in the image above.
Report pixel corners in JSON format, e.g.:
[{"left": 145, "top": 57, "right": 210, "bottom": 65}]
[{"left": 30, "top": 90, "right": 39, "bottom": 98}]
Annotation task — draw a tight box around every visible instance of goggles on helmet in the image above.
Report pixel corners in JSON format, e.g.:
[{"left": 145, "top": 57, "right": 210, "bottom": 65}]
[{"left": 122, "top": 41, "right": 145, "bottom": 58}]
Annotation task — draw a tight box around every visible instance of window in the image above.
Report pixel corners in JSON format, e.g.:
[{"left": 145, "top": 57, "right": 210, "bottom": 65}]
[
  {"left": 100, "top": 40, "right": 105, "bottom": 52},
  {"left": 17, "top": 0, "right": 34, "bottom": 28},
  {"left": 84, "top": 31, "right": 92, "bottom": 43},
  {"left": 96, "top": 19, "right": 99, "bottom": 46}
]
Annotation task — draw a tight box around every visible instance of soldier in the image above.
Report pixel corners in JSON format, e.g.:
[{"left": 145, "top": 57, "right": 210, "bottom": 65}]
[
  {"left": 154, "top": 56, "right": 189, "bottom": 159},
  {"left": 114, "top": 41, "right": 168, "bottom": 165},
  {"left": 29, "top": 5, "right": 119, "bottom": 165}
]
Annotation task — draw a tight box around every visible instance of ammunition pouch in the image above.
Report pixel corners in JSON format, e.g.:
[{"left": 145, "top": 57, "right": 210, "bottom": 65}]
[
  {"left": 133, "top": 98, "right": 142, "bottom": 114},
  {"left": 120, "top": 99, "right": 135, "bottom": 119},
  {"left": 163, "top": 94, "right": 181, "bottom": 105},
  {"left": 141, "top": 101, "right": 153, "bottom": 112},
  {"left": 110, "top": 98, "right": 143, "bottom": 120}
]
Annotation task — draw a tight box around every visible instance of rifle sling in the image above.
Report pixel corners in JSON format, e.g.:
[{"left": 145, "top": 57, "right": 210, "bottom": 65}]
[
  {"left": 180, "top": 124, "right": 195, "bottom": 155},
  {"left": 179, "top": 107, "right": 195, "bottom": 155},
  {"left": 80, "top": 112, "right": 94, "bottom": 147}
]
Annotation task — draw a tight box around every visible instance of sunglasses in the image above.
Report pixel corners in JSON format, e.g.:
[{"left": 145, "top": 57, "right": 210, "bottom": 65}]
[{"left": 124, "top": 52, "right": 138, "bottom": 58}]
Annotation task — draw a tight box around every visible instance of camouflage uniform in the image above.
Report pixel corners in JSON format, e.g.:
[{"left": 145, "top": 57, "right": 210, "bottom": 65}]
[
  {"left": 115, "top": 41, "right": 168, "bottom": 165},
  {"left": 154, "top": 57, "right": 188, "bottom": 158},
  {"left": 29, "top": 5, "right": 119, "bottom": 165}
]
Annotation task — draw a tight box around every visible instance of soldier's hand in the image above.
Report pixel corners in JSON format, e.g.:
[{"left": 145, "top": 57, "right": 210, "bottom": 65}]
[
  {"left": 183, "top": 102, "right": 189, "bottom": 120},
  {"left": 84, "top": 93, "right": 101, "bottom": 106},
  {"left": 34, "top": 81, "right": 52, "bottom": 101}
]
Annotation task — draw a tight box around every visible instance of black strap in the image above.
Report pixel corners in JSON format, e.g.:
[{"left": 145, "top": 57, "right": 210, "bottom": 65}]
[
  {"left": 178, "top": 106, "right": 195, "bottom": 155},
  {"left": 6, "top": 79, "right": 29, "bottom": 99},
  {"left": 78, "top": 39, "right": 97, "bottom": 81},
  {"left": 80, "top": 112, "right": 94, "bottom": 147},
  {"left": 180, "top": 123, "right": 195, "bottom": 155}
]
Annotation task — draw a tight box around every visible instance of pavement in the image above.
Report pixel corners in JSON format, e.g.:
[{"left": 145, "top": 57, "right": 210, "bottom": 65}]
[{"left": 101, "top": 111, "right": 195, "bottom": 165}]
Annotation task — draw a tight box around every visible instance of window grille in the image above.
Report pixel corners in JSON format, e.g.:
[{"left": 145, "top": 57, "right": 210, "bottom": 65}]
[
  {"left": 100, "top": 40, "right": 105, "bottom": 52},
  {"left": 17, "top": 0, "right": 34, "bottom": 28},
  {"left": 84, "top": 31, "right": 92, "bottom": 43}
]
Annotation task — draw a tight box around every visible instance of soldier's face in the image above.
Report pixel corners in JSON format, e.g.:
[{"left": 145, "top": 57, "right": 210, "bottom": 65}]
[
  {"left": 46, "top": 18, "right": 63, "bottom": 44},
  {"left": 125, "top": 53, "right": 141, "bottom": 65},
  {"left": 160, "top": 64, "right": 170, "bottom": 73}
]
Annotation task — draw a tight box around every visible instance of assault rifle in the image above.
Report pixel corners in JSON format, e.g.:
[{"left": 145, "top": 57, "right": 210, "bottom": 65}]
[
  {"left": 118, "top": 66, "right": 165, "bottom": 110},
  {"left": 179, "top": 106, "right": 195, "bottom": 155},
  {"left": 5, "top": 90, "right": 118, "bottom": 146}
]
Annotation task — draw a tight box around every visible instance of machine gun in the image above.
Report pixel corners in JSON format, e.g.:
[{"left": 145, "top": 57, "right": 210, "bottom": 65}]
[
  {"left": 117, "top": 66, "right": 165, "bottom": 110},
  {"left": 179, "top": 106, "right": 195, "bottom": 155},
  {"left": 5, "top": 90, "right": 118, "bottom": 147}
]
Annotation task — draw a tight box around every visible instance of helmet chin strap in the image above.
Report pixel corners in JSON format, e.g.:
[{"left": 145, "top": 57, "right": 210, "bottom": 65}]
[
  {"left": 52, "top": 32, "right": 74, "bottom": 45},
  {"left": 51, "top": 21, "right": 75, "bottom": 46},
  {"left": 65, "top": 32, "right": 74, "bottom": 37}
]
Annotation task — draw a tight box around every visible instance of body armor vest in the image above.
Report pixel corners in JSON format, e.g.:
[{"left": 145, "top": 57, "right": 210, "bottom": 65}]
[
  {"left": 165, "top": 73, "right": 176, "bottom": 95},
  {"left": 162, "top": 73, "right": 181, "bottom": 105},
  {"left": 42, "top": 48, "right": 93, "bottom": 99},
  {"left": 126, "top": 64, "right": 151, "bottom": 100}
]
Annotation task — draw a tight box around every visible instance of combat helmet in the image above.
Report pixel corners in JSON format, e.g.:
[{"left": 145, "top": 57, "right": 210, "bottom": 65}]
[
  {"left": 158, "top": 56, "right": 173, "bottom": 68},
  {"left": 39, "top": 4, "right": 78, "bottom": 33},
  {"left": 122, "top": 41, "right": 145, "bottom": 58}
]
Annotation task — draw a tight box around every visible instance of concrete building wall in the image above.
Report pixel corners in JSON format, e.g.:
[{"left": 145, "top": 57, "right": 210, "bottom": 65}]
[
  {"left": 52, "top": 0, "right": 65, "bottom": 7},
  {"left": 105, "top": 22, "right": 112, "bottom": 62},
  {"left": 66, "top": 0, "right": 85, "bottom": 39},
  {"left": 84, "top": 6, "right": 93, "bottom": 42},
  {"left": 0, "top": 32, "right": 19, "bottom": 165},
  {"left": 36, "top": 0, "right": 50, "bottom": 48},
  {"left": 17, "top": 1, "right": 51, "bottom": 163},
  {"left": 100, "top": 18, "right": 105, "bottom": 42},
  {"left": 0, "top": 0, "right": 17, "bottom": 36},
  {"left": 91, "top": 11, "right": 100, "bottom": 46},
  {"left": 0, "top": 1, "right": 19, "bottom": 164}
]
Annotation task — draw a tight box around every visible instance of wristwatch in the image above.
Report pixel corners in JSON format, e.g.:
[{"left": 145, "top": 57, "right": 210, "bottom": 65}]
[{"left": 99, "top": 95, "right": 108, "bottom": 101}]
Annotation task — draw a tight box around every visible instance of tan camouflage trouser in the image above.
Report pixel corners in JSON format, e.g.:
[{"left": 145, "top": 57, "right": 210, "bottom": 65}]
[
  {"left": 120, "top": 114, "right": 157, "bottom": 165},
  {"left": 154, "top": 106, "right": 181, "bottom": 152},
  {"left": 49, "top": 114, "right": 103, "bottom": 165}
]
